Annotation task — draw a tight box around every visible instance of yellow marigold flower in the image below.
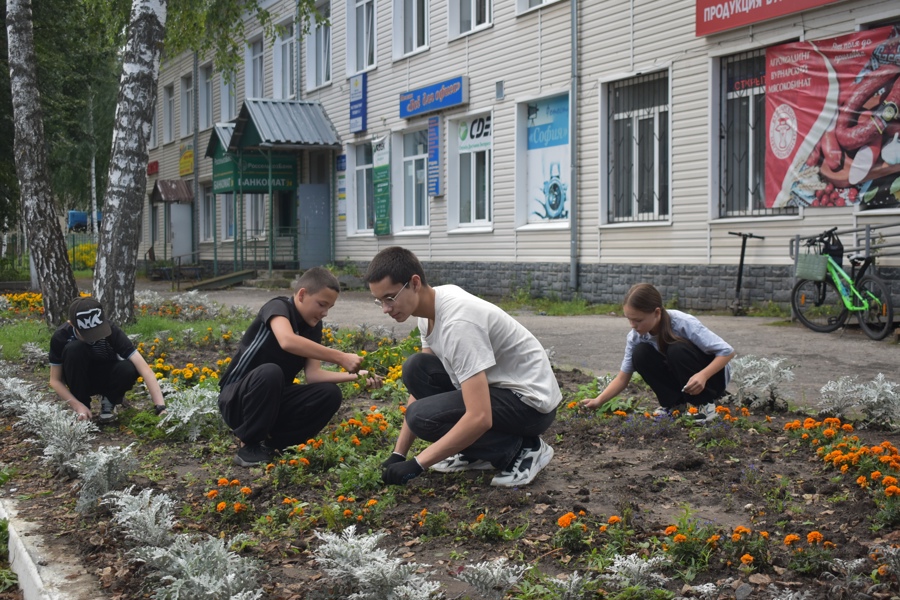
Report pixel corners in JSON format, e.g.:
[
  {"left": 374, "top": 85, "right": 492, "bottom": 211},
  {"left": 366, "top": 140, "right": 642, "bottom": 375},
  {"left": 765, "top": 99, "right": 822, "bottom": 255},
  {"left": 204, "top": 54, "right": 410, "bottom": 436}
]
[
  {"left": 557, "top": 512, "right": 576, "bottom": 528},
  {"left": 664, "top": 525, "right": 678, "bottom": 536},
  {"left": 673, "top": 534, "right": 688, "bottom": 543},
  {"left": 608, "top": 515, "right": 621, "bottom": 525},
  {"left": 216, "top": 502, "right": 226, "bottom": 512},
  {"left": 206, "top": 490, "right": 219, "bottom": 499},
  {"left": 807, "top": 531, "right": 824, "bottom": 545},
  {"left": 784, "top": 534, "right": 800, "bottom": 546},
  {"left": 240, "top": 486, "right": 251, "bottom": 495},
  {"left": 741, "top": 554, "right": 754, "bottom": 565}
]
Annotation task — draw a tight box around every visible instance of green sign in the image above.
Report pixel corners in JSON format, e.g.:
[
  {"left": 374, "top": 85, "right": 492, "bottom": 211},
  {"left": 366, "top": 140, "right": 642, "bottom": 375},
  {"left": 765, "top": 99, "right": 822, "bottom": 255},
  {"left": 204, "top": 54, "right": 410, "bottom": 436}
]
[
  {"left": 212, "top": 151, "right": 297, "bottom": 193},
  {"left": 373, "top": 138, "right": 391, "bottom": 236}
]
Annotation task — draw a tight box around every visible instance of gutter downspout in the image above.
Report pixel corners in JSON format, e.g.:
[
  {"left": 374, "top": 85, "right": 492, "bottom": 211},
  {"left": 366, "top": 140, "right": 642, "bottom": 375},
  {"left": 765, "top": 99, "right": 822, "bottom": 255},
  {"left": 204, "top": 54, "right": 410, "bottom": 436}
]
[
  {"left": 568, "top": 0, "right": 579, "bottom": 290},
  {"left": 192, "top": 52, "right": 199, "bottom": 267}
]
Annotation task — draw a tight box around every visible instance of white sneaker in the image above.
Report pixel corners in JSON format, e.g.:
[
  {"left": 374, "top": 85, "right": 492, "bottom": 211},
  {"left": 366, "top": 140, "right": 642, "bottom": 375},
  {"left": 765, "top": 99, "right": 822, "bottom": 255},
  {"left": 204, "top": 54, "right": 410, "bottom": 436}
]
[
  {"left": 99, "top": 397, "right": 115, "bottom": 423},
  {"left": 693, "top": 403, "right": 718, "bottom": 424},
  {"left": 431, "top": 453, "right": 494, "bottom": 473},
  {"left": 490, "top": 439, "right": 554, "bottom": 487},
  {"left": 653, "top": 404, "right": 684, "bottom": 418}
]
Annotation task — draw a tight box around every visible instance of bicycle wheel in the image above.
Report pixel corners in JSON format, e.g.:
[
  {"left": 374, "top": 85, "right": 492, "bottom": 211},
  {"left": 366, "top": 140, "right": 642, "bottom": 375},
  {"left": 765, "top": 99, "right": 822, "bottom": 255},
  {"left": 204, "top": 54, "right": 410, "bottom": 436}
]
[
  {"left": 856, "top": 275, "right": 895, "bottom": 341},
  {"left": 791, "top": 278, "right": 848, "bottom": 333}
]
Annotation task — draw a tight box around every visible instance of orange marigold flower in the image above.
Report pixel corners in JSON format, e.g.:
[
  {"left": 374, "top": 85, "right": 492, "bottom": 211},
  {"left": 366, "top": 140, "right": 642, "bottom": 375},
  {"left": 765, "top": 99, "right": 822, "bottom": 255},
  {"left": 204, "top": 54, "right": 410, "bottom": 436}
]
[
  {"left": 878, "top": 565, "right": 889, "bottom": 577},
  {"left": 673, "top": 534, "right": 688, "bottom": 543},
  {"left": 734, "top": 526, "right": 751, "bottom": 535},
  {"left": 558, "top": 512, "right": 577, "bottom": 528},
  {"left": 759, "top": 531, "right": 769, "bottom": 539},
  {"left": 613, "top": 410, "right": 628, "bottom": 417},
  {"left": 807, "top": 531, "right": 824, "bottom": 545},
  {"left": 872, "top": 471, "right": 883, "bottom": 480},
  {"left": 885, "top": 485, "right": 900, "bottom": 497},
  {"left": 206, "top": 490, "right": 219, "bottom": 499},
  {"left": 664, "top": 525, "right": 678, "bottom": 536},
  {"left": 857, "top": 476, "right": 869, "bottom": 489},
  {"left": 288, "top": 459, "right": 298, "bottom": 466},
  {"left": 741, "top": 407, "right": 750, "bottom": 417},
  {"left": 343, "top": 509, "right": 353, "bottom": 517},
  {"left": 608, "top": 515, "right": 621, "bottom": 525},
  {"left": 688, "top": 406, "right": 698, "bottom": 414},
  {"left": 741, "top": 554, "right": 754, "bottom": 565},
  {"left": 801, "top": 433, "right": 809, "bottom": 440},
  {"left": 216, "top": 502, "right": 226, "bottom": 512},
  {"left": 599, "top": 525, "right": 608, "bottom": 533},
  {"left": 230, "top": 479, "right": 240, "bottom": 486},
  {"left": 240, "top": 486, "right": 251, "bottom": 495},
  {"left": 566, "top": 401, "right": 578, "bottom": 409},
  {"left": 234, "top": 502, "right": 246, "bottom": 513},
  {"left": 732, "top": 533, "right": 743, "bottom": 542},
  {"left": 366, "top": 499, "right": 378, "bottom": 507},
  {"left": 823, "top": 428, "right": 836, "bottom": 438},
  {"left": 282, "top": 497, "right": 297, "bottom": 505},
  {"left": 476, "top": 513, "right": 485, "bottom": 522},
  {"left": 882, "top": 476, "right": 899, "bottom": 487},
  {"left": 299, "top": 457, "right": 310, "bottom": 466},
  {"left": 707, "top": 534, "right": 721, "bottom": 545},
  {"left": 842, "top": 423, "right": 854, "bottom": 432},
  {"left": 784, "top": 534, "right": 800, "bottom": 546},
  {"left": 824, "top": 541, "right": 837, "bottom": 549},
  {"left": 217, "top": 478, "right": 230, "bottom": 486}
]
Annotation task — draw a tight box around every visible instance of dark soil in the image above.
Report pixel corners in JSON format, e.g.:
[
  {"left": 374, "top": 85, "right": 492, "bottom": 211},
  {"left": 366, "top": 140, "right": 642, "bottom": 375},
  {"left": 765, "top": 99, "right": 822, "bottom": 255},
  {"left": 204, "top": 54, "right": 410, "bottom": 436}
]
[{"left": 2, "top": 348, "right": 899, "bottom": 600}]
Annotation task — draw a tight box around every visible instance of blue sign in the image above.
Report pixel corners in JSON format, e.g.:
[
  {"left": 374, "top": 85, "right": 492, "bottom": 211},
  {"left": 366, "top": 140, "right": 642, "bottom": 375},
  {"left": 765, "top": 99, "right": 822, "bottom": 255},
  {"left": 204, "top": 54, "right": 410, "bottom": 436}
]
[
  {"left": 400, "top": 76, "right": 468, "bottom": 119},
  {"left": 336, "top": 154, "right": 346, "bottom": 172},
  {"left": 427, "top": 116, "right": 441, "bottom": 197},
  {"left": 350, "top": 73, "right": 367, "bottom": 133}
]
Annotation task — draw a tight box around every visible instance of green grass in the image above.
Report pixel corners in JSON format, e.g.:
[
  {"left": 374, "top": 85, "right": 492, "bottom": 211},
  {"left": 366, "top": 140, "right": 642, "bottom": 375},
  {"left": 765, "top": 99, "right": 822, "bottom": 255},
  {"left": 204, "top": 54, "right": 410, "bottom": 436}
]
[
  {"left": 0, "top": 320, "right": 53, "bottom": 360},
  {"left": 124, "top": 315, "right": 251, "bottom": 340},
  {"left": 495, "top": 292, "right": 620, "bottom": 316}
]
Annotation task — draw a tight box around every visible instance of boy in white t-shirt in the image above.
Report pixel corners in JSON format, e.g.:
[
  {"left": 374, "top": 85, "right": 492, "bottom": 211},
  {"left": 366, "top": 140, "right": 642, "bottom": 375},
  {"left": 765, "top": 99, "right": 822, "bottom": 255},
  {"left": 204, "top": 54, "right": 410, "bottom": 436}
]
[{"left": 365, "top": 246, "right": 562, "bottom": 487}]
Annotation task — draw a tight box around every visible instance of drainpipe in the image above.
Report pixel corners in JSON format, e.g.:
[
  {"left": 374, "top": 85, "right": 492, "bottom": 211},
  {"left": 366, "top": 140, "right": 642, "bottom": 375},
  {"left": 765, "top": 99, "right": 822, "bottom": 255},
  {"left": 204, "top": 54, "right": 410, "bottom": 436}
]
[
  {"left": 568, "top": 0, "right": 579, "bottom": 290},
  {"left": 193, "top": 52, "right": 199, "bottom": 267}
]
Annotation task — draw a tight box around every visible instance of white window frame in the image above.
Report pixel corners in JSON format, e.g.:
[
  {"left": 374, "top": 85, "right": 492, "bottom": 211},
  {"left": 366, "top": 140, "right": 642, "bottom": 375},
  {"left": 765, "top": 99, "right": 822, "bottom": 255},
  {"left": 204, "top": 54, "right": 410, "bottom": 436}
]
[
  {"left": 246, "top": 193, "right": 266, "bottom": 238},
  {"left": 200, "top": 186, "right": 214, "bottom": 242},
  {"left": 220, "top": 73, "right": 236, "bottom": 121},
  {"left": 516, "top": 0, "right": 564, "bottom": 14},
  {"left": 222, "top": 193, "right": 235, "bottom": 241},
  {"left": 449, "top": 113, "right": 493, "bottom": 230},
  {"left": 246, "top": 38, "right": 265, "bottom": 98},
  {"left": 274, "top": 22, "right": 296, "bottom": 99},
  {"left": 347, "top": 0, "right": 376, "bottom": 75},
  {"left": 163, "top": 84, "right": 174, "bottom": 143},
  {"left": 150, "top": 203, "right": 159, "bottom": 245},
  {"left": 349, "top": 142, "right": 375, "bottom": 234},
  {"left": 181, "top": 75, "right": 193, "bottom": 138},
  {"left": 149, "top": 106, "right": 158, "bottom": 148},
  {"left": 199, "top": 65, "right": 213, "bottom": 130},
  {"left": 392, "top": 0, "right": 428, "bottom": 58},
  {"left": 601, "top": 71, "right": 671, "bottom": 225},
  {"left": 306, "top": 1, "right": 332, "bottom": 90},
  {"left": 399, "top": 129, "right": 428, "bottom": 229},
  {"left": 449, "top": 0, "right": 491, "bottom": 39}
]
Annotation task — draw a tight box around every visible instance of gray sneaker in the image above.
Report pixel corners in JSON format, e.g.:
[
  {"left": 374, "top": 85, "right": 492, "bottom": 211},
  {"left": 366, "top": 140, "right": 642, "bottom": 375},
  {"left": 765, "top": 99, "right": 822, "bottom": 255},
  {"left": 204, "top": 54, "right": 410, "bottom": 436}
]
[
  {"left": 431, "top": 453, "right": 494, "bottom": 473},
  {"left": 99, "top": 397, "right": 115, "bottom": 423},
  {"left": 490, "top": 439, "right": 554, "bottom": 487}
]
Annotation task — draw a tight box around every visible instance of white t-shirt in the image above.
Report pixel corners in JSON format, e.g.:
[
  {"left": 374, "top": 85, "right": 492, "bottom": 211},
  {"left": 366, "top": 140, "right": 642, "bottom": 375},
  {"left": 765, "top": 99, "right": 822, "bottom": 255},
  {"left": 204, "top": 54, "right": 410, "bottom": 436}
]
[{"left": 418, "top": 285, "right": 562, "bottom": 414}]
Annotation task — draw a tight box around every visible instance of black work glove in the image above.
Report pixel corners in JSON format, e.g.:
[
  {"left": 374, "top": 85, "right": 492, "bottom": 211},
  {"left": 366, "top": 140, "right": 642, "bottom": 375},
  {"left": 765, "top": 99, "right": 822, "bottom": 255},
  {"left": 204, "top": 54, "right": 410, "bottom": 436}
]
[
  {"left": 382, "top": 458, "right": 424, "bottom": 485},
  {"left": 381, "top": 452, "right": 407, "bottom": 470}
]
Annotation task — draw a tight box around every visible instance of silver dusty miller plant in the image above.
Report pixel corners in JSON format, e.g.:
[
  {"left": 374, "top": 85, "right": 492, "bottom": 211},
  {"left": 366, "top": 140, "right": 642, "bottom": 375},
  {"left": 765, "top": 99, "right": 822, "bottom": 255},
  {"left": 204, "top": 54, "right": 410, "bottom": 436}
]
[
  {"left": 103, "top": 486, "right": 176, "bottom": 547},
  {"left": 821, "top": 557, "right": 887, "bottom": 598},
  {"left": 857, "top": 373, "right": 900, "bottom": 428},
  {"left": 600, "top": 553, "right": 669, "bottom": 591},
  {"left": 71, "top": 444, "right": 138, "bottom": 513},
  {"left": 314, "top": 526, "right": 442, "bottom": 600},
  {"left": 129, "top": 534, "right": 262, "bottom": 600},
  {"left": 544, "top": 571, "right": 597, "bottom": 600},
  {"left": 452, "top": 558, "right": 528, "bottom": 600},
  {"left": 158, "top": 384, "right": 230, "bottom": 441},
  {"left": 728, "top": 355, "right": 793, "bottom": 411},
  {"left": 818, "top": 375, "right": 861, "bottom": 418}
]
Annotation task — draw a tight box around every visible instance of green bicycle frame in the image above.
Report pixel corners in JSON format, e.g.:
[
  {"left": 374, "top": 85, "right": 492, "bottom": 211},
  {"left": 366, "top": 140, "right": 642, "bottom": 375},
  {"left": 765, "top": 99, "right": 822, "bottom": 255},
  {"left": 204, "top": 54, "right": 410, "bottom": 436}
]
[{"left": 824, "top": 255, "right": 869, "bottom": 311}]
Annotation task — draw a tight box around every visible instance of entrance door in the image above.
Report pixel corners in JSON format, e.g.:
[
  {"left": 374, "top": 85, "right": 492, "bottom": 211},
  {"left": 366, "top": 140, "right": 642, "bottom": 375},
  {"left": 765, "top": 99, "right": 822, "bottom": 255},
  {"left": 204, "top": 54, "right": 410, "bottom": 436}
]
[
  {"left": 297, "top": 184, "right": 331, "bottom": 268},
  {"left": 170, "top": 203, "right": 193, "bottom": 263}
]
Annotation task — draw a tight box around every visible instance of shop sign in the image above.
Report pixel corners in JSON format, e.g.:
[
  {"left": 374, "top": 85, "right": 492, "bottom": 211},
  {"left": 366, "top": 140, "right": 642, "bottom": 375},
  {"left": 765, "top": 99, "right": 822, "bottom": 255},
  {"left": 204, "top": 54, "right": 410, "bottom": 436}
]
[
  {"left": 373, "top": 137, "right": 391, "bottom": 235},
  {"left": 696, "top": 0, "right": 845, "bottom": 37},
  {"left": 400, "top": 76, "right": 468, "bottom": 119},
  {"left": 765, "top": 25, "right": 900, "bottom": 210},
  {"left": 179, "top": 143, "right": 194, "bottom": 176},
  {"left": 350, "top": 73, "right": 367, "bottom": 133},
  {"left": 147, "top": 160, "right": 159, "bottom": 175},
  {"left": 427, "top": 116, "right": 441, "bottom": 197},
  {"left": 526, "top": 95, "right": 570, "bottom": 223},
  {"left": 212, "top": 154, "right": 297, "bottom": 193}
]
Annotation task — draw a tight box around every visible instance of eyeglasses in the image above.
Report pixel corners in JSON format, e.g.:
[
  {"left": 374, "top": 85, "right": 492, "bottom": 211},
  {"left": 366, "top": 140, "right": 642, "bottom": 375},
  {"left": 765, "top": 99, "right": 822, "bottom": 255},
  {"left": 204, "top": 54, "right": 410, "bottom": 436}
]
[{"left": 374, "top": 280, "right": 410, "bottom": 308}]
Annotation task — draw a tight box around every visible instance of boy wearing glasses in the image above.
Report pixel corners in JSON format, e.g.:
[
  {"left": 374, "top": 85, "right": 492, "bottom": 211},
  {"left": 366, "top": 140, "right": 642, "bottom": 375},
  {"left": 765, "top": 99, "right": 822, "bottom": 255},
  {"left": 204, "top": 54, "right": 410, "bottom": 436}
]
[
  {"left": 218, "top": 267, "right": 378, "bottom": 467},
  {"left": 365, "top": 246, "right": 561, "bottom": 487}
]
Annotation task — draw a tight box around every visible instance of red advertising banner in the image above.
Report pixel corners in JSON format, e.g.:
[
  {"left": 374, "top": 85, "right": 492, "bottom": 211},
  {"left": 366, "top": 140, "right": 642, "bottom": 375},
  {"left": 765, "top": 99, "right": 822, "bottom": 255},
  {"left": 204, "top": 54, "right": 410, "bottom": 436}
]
[
  {"left": 696, "top": 0, "right": 844, "bottom": 37},
  {"left": 765, "top": 25, "right": 900, "bottom": 209}
]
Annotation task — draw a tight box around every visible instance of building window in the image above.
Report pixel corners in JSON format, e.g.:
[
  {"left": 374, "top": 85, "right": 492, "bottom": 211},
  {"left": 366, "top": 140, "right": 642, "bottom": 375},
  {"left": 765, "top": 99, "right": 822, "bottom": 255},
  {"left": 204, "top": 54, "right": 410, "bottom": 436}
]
[
  {"left": 149, "top": 107, "right": 157, "bottom": 148},
  {"left": 454, "top": 114, "right": 492, "bottom": 226},
  {"left": 150, "top": 204, "right": 159, "bottom": 245},
  {"left": 403, "top": 130, "right": 428, "bottom": 228},
  {"left": 718, "top": 51, "right": 797, "bottom": 218},
  {"left": 393, "top": 0, "right": 428, "bottom": 57},
  {"left": 348, "top": 0, "right": 375, "bottom": 73},
  {"left": 199, "top": 65, "right": 213, "bottom": 129},
  {"left": 307, "top": 2, "right": 331, "bottom": 89},
  {"left": 163, "top": 85, "right": 174, "bottom": 143},
  {"left": 517, "top": 0, "right": 562, "bottom": 11},
  {"left": 200, "top": 186, "right": 214, "bottom": 242},
  {"left": 247, "top": 38, "right": 265, "bottom": 97},
  {"left": 274, "top": 23, "right": 296, "bottom": 99},
  {"left": 222, "top": 193, "right": 235, "bottom": 240},
  {"left": 354, "top": 143, "right": 374, "bottom": 231},
  {"left": 451, "top": 0, "right": 491, "bottom": 37},
  {"left": 181, "top": 75, "right": 193, "bottom": 137},
  {"left": 607, "top": 72, "right": 669, "bottom": 223},
  {"left": 247, "top": 193, "right": 266, "bottom": 237},
  {"left": 220, "top": 74, "right": 236, "bottom": 121}
]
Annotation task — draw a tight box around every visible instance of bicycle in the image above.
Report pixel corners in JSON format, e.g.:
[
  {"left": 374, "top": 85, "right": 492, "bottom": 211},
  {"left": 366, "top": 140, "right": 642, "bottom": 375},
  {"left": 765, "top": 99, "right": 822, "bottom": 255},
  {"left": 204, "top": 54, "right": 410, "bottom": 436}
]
[{"left": 791, "top": 227, "right": 895, "bottom": 340}]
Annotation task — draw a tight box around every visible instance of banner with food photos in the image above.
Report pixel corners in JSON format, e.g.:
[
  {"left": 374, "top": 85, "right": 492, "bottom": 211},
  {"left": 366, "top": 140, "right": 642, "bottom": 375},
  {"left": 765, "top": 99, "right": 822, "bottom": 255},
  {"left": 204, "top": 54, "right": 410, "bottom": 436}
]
[{"left": 765, "top": 25, "right": 900, "bottom": 209}]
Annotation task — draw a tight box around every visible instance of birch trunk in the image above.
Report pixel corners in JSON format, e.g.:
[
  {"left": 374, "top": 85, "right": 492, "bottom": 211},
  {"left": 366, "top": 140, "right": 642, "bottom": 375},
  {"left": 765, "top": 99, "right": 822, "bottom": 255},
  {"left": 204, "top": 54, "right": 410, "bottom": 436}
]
[
  {"left": 6, "top": 0, "right": 79, "bottom": 325},
  {"left": 93, "top": 0, "right": 166, "bottom": 324}
]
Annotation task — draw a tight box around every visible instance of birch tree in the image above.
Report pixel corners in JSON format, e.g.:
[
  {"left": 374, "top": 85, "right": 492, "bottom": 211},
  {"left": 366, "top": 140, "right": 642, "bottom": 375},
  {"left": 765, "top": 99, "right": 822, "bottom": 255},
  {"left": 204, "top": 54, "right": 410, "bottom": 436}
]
[{"left": 6, "top": 0, "right": 79, "bottom": 324}]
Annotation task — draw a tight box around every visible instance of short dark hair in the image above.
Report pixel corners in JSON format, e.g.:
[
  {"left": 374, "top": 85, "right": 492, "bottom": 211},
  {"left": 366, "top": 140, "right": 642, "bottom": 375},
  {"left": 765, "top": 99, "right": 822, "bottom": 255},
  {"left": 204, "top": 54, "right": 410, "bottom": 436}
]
[
  {"left": 292, "top": 266, "right": 340, "bottom": 295},
  {"left": 363, "top": 246, "right": 428, "bottom": 287}
]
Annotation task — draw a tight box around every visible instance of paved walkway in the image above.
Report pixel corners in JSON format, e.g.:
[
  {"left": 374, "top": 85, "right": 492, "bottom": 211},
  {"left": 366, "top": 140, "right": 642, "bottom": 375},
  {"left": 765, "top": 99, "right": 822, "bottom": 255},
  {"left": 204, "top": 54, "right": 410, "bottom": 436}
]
[{"left": 140, "top": 280, "right": 900, "bottom": 409}]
